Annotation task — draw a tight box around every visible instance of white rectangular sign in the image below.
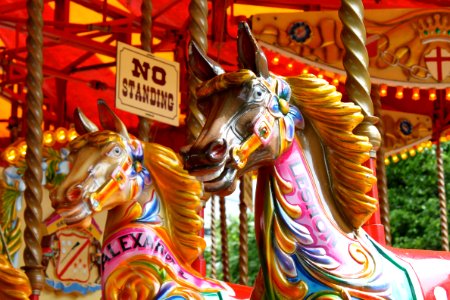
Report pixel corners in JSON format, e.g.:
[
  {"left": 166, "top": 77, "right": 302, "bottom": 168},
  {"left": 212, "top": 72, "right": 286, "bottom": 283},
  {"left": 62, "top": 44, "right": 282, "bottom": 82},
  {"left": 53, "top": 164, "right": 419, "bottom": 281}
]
[{"left": 115, "top": 41, "right": 180, "bottom": 126}]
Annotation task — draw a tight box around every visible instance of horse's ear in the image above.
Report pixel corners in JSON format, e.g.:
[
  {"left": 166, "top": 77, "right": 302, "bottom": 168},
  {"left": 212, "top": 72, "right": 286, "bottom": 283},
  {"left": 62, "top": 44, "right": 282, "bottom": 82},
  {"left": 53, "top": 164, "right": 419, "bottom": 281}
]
[
  {"left": 97, "top": 100, "right": 130, "bottom": 139},
  {"left": 73, "top": 108, "right": 98, "bottom": 135},
  {"left": 237, "top": 22, "right": 270, "bottom": 79},
  {"left": 188, "top": 41, "right": 225, "bottom": 81}
]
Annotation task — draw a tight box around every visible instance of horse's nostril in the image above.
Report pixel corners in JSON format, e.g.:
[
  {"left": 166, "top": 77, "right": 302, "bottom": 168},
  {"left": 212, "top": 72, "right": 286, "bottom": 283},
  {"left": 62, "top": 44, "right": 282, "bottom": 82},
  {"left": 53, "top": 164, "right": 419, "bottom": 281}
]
[
  {"left": 66, "top": 185, "right": 83, "bottom": 202},
  {"left": 207, "top": 139, "right": 227, "bottom": 162}
]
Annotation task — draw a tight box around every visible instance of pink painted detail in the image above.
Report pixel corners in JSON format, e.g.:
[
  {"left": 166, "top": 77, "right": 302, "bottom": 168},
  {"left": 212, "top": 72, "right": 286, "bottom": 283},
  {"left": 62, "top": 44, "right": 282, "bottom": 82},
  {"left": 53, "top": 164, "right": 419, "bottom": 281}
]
[
  {"left": 274, "top": 141, "right": 372, "bottom": 275},
  {"left": 101, "top": 225, "right": 230, "bottom": 293}
]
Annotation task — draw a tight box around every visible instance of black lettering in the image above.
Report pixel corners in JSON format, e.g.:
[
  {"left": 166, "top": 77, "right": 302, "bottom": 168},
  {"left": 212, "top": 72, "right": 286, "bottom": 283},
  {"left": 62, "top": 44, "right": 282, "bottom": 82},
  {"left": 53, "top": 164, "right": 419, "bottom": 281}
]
[
  {"left": 128, "top": 80, "right": 135, "bottom": 99},
  {"left": 107, "top": 244, "right": 121, "bottom": 258},
  {"left": 142, "top": 85, "right": 150, "bottom": 103},
  {"left": 155, "top": 241, "right": 164, "bottom": 254},
  {"left": 122, "top": 79, "right": 128, "bottom": 97},
  {"left": 101, "top": 253, "right": 111, "bottom": 272},
  {"left": 168, "top": 93, "right": 174, "bottom": 111},
  {"left": 160, "top": 91, "right": 167, "bottom": 109},
  {"left": 135, "top": 83, "right": 141, "bottom": 101},
  {"left": 132, "top": 58, "right": 150, "bottom": 80},
  {"left": 150, "top": 87, "right": 156, "bottom": 106},
  {"left": 119, "top": 235, "right": 132, "bottom": 252},
  {"left": 142, "top": 235, "right": 153, "bottom": 248},
  {"left": 152, "top": 66, "right": 166, "bottom": 85},
  {"left": 131, "top": 233, "right": 144, "bottom": 248}
]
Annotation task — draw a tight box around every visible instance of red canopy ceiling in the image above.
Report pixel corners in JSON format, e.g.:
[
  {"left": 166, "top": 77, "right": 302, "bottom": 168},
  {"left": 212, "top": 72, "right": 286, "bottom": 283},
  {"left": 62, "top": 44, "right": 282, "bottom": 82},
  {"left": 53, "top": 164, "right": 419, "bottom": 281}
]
[{"left": 0, "top": 0, "right": 448, "bottom": 151}]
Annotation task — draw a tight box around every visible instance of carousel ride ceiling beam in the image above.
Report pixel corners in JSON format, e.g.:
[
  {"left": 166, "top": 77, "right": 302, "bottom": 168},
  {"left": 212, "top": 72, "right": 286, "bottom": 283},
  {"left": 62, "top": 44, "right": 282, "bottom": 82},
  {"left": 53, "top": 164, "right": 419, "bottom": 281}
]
[{"left": 233, "top": 0, "right": 323, "bottom": 10}]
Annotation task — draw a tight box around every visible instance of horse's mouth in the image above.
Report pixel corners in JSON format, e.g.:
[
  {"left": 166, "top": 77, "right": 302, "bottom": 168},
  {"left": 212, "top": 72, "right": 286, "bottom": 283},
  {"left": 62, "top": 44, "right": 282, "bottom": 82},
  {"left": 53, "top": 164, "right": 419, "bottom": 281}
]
[{"left": 190, "top": 162, "right": 238, "bottom": 194}]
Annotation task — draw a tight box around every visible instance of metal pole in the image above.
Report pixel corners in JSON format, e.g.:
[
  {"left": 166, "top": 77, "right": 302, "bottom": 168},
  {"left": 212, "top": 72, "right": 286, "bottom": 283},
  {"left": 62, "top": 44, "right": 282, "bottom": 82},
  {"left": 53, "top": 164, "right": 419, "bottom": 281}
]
[
  {"left": 138, "top": 0, "right": 152, "bottom": 142},
  {"left": 23, "top": 0, "right": 45, "bottom": 298}
]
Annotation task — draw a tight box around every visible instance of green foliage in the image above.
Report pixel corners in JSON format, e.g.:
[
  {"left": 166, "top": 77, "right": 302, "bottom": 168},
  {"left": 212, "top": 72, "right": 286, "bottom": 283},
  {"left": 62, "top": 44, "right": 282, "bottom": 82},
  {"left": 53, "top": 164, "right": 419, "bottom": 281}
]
[
  {"left": 204, "top": 213, "right": 260, "bottom": 286},
  {"left": 387, "top": 143, "right": 450, "bottom": 250}
]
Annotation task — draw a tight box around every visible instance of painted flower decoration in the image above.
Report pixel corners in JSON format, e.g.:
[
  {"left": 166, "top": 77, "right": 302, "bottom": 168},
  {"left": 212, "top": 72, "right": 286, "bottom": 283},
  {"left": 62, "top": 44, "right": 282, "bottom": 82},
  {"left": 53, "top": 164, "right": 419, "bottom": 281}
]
[
  {"left": 269, "top": 78, "right": 305, "bottom": 142},
  {"left": 287, "top": 21, "right": 312, "bottom": 44}
]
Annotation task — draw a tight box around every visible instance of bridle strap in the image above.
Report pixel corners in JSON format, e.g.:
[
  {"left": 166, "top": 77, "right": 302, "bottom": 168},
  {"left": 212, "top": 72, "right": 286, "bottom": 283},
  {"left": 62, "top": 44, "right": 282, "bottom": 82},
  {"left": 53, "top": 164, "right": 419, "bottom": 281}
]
[{"left": 88, "top": 155, "right": 135, "bottom": 212}]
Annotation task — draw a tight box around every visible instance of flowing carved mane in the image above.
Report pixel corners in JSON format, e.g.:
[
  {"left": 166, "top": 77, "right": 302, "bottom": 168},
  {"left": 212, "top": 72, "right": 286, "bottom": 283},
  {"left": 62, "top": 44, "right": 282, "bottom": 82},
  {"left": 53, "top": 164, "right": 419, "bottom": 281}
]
[
  {"left": 287, "top": 74, "right": 377, "bottom": 228},
  {"left": 143, "top": 143, "right": 205, "bottom": 265}
]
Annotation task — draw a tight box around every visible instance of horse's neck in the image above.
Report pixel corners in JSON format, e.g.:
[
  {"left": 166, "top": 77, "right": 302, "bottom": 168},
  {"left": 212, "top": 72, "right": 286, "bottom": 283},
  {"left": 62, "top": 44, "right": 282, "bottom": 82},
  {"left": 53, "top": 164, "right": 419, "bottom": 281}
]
[
  {"left": 103, "top": 185, "right": 156, "bottom": 238},
  {"left": 255, "top": 138, "right": 375, "bottom": 276}
]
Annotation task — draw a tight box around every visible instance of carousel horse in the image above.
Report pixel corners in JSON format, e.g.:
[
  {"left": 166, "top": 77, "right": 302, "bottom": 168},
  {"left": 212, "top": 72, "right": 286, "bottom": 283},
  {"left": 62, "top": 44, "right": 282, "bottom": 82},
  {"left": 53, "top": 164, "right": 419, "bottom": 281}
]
[
  {"left": 182, "top": 22, "right": 450, "bottom": 300},
  {"left": 0, "top": 254, "right": 31, "bottom": 299},
  {"left": 51, "top": 101, "right": 252, "bottom": 299}
]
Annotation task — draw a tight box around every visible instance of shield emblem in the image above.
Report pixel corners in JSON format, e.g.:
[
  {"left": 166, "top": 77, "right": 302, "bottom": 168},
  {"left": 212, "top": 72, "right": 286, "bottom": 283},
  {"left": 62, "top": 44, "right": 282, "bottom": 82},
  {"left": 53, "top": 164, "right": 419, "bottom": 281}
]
[
  {"left": 424, "top": 47, "right": 450, "bottom": 82},
  {"left": 56, "top": 230, "right": 91, "bottom": 283}
]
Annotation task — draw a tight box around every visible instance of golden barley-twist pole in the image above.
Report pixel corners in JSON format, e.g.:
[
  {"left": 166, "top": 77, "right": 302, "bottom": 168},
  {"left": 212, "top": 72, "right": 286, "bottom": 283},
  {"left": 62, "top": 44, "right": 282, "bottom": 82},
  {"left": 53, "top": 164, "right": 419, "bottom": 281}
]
[
  {"left": 23, "top": 0, "right": 45, "bottom": 296},
  {"left": 219, "top": 196, "right": 230, "bottom": 282},
  {"left": 238, "top": 178, "right": 249, "bottom": 285},
  {"left": 436, "top": 139, "right": 449, "bottom": 251},
  {"left": 187, "top": 0, "right": 208, "bottom": 142},
  {"left": 210, "top": 196, "right": 217, "bottom": 279},
  {"left": 372, "top": 84, "right": 391, "bottom": 245},
  {"left": 339, "top": 0, "right": 381, "bottom": 152},
  {"left": 138, "top": 0, "right": 152, "bottom": 142}
]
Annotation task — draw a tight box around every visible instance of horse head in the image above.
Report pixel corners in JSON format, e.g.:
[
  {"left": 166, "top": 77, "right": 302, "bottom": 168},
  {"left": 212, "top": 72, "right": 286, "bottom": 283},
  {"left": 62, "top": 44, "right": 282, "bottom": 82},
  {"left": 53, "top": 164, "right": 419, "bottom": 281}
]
[
  {"left": 50, "top": 100, "right": 150, "bottom": 228},
  {"left": 182, "top": 22, "right": 304, "bottom": 195}
]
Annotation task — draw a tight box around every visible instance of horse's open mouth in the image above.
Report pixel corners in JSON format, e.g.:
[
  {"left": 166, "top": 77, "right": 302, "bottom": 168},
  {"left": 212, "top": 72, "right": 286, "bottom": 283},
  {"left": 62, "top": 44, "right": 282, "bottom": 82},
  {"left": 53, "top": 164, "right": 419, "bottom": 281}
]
[{"left": 190, "top": 162, "right": 238, "bottom": 194}]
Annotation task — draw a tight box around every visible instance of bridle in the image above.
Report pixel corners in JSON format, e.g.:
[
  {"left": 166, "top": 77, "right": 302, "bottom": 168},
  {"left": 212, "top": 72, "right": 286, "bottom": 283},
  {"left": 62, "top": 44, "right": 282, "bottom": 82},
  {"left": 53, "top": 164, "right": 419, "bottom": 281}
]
[
  {"left": 230, "top": 76, "right": 299, "bottom": 170},
  {"left": 86, "top": 139, "right": 149, "bottom": 212}
]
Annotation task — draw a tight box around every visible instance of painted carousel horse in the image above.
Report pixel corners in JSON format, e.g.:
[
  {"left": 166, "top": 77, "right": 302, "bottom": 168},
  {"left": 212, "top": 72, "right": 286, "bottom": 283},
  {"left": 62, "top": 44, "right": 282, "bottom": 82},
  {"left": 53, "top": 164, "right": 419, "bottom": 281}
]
[
  {"left": 50, "top": 101, "right": 252, "bottom": 299},
  {"left": 0, "top": 254, "right": 31, "bottom": 299},
  {"left": 182, "top": 22, "right": 450, "bottom": 300}
]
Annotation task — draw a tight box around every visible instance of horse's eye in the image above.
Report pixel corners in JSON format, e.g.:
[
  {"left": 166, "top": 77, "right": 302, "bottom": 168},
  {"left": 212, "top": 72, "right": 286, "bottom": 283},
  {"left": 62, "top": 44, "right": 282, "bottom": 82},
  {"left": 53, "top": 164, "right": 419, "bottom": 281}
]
[
  {"left": 252, "top": 86, "right": 265, "bottom": 101},
  {"left": 107, "top": 146, "right": 122, "bottom": 157}
]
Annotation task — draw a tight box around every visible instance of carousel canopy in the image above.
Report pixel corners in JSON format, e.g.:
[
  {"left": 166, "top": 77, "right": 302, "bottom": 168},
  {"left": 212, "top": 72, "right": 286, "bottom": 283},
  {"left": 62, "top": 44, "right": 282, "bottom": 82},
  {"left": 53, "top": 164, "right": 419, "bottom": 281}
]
[{"left": 0, "top": 0, "right": 448, "bottom": 155}]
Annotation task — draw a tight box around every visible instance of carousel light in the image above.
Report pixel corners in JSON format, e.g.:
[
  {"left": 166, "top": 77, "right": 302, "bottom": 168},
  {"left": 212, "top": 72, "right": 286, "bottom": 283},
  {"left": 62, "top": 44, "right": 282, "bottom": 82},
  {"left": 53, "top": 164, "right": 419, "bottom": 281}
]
[
  {"left": 18, "top": 142, "right": 27, "bottom": 157},
  {"left": 332, "top": 77, "right": 339, "bottom": 86},
  {"left": 446, "top": 88, "right": 450, "bottom": 101},
  {"left": 4, "top": 147, "right": 19, "bottom": 164},
  {"left": 384, "top": 158, "right": 390, "bottom": 166},
  {"left": 317, "top": 71, "right": 324, "bottom": 79},
  {"left": 380, "top": 84, "right": 388, "bottom": 97},
  {"left": 302, "top": 68, "right": 309, "bottom": 74},
  {"left": 426, "top": 141, "right": 433, "bottom": 148},
  {"left": 400, "top": 152, "right": 408, "bottom": 160},
  {"left": 43, "top": 130, "right": 55, "bottom": 146},
  {"left": 391, "top": 155, "right": 399, "bottom": 163},
  {"left": 287, "top": 63, "right": 293, "bottom": 70},
  {"left": 409, "top": 149, "right": 416, "bottom": 157},
  {"left": 429, "top": 88, "right": 437, "bottom": 101},
  {"left": 272, "top": 56, "right": 280, "bottom": 65},
  {"left": 395, "top": 86, "right": 404, "bottom": 99},
  {"left": 412, "top": 88, "right": 420, "bottom": 101},
  {"left": 55, "top": 127, "right": 68, "bottom": 143},
  {"left": 417, "top": 146, "right": 424, "bottom": 153},
  {"left": 67, "top": 127, "right": 78, "bottom": 141},
  {"left": 440, "top": 136, "right": 447, "bottom": 143}
]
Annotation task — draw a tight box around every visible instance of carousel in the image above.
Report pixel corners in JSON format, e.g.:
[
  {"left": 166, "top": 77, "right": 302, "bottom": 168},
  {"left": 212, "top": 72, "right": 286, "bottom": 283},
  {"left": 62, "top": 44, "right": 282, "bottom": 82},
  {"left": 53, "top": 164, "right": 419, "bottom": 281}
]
[{"left": 0, "top": 0, "right": 449, "bottom": 299}]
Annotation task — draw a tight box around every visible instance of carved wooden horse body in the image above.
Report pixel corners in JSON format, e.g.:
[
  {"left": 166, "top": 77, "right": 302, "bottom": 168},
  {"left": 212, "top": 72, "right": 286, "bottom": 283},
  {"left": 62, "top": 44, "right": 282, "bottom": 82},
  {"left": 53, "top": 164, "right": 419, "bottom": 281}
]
[
  {"left": 51, "top": 101, "right": 252, "bottom": 299},
  {"left": 183, "top": 22, "right": 450, "bottom": 299}
]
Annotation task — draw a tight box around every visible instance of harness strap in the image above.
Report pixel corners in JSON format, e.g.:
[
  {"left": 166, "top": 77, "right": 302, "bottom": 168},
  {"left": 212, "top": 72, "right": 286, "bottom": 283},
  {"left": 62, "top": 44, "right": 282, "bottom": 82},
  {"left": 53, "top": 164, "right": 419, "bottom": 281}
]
[{"left": 88, "top": 156, "right": 134, "bottom": 212}]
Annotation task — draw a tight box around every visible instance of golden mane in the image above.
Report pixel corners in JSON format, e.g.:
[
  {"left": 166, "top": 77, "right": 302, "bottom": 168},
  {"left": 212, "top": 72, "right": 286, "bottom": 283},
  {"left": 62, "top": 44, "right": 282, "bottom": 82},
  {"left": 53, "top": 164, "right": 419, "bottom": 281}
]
[
  {"left": 0, "top": 254, "right": 31, "bottom": 299},
  {"left": 143, "top": 143, "right": 205, "bottom": 265},
  {"left": 286, "top": 74, "right": 377, "bottom": 228}
]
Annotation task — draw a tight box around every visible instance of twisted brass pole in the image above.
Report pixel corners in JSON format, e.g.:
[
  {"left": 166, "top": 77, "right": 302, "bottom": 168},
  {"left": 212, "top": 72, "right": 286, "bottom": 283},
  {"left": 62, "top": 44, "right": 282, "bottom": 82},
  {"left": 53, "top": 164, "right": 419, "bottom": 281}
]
[
  {"left": 23, "top": 0, "right": 45, "bottom": 296},
  {"left": 210, "top": 196, "right": 217, "bottom": 279},
  {"left": 436, "top": 138, "right": 449, "bottom": 251},
  {"left": 138, "top": 0, "right": 152, "bottom": 142},
  {"left": 372, "top": 84, "right": 391, "bottom": 245},
  {"left": 338, "top": 0, "right": 381, "bottom": 152},
  {"left": 187, "top": 0, "right": 208, "bottom": 142},
  {"left": 219, "top": 196, "right": 230, "bottom": 282},
  {"left": 238, "top": 178, "right": 249, "bottom": 285}
]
